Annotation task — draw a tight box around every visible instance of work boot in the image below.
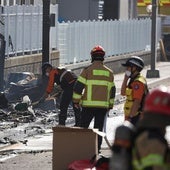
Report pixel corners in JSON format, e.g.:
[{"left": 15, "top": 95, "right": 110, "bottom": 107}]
[
  {"left": 58, "top": 120, "right": 65, "bottom": 126},
  {"left": 73, "top": 107, "right": 81, "bottom": 127},
  {"left": 58, "top": 114, "right": 66, "bottom": 126}
]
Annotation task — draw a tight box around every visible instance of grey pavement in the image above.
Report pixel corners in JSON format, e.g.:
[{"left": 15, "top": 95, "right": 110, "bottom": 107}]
[{"left": 0, "top": 61, "right": 170, "bottom": 169}]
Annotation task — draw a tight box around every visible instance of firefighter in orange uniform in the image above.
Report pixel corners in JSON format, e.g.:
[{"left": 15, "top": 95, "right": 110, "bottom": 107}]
[
  {"left": 41, "top": 63, "right": 81, "bottom": 126},
  {"left": 121, "top": 56, "right": 148, "bottom": 126}
]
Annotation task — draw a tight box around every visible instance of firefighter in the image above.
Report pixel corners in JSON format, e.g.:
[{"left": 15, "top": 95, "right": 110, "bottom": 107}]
[
  {"left": 73, "top": 45, "right": 116, "bottom": 152},
  {"left": 109, "top": 121, "right": 136, "bottom": 170},
  {"left": 120, "top": 56, "right": 148, "bottom": 126},
  {"left": 109, "top": 86, "right": 170, "bottom": 170},
  {"left": 133, "top": 86, "right": 170, "bottom": 170},
  {"left": 41, "top": 63, "right": 81, "bottom": 126}
]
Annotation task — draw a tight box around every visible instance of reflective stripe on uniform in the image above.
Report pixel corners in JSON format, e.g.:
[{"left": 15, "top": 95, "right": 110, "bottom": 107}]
[
  {"left": 93, "top": 69, "right": 110, "bottom": 77},
  {"left": 81, "top": 79, "right": 114, "bottom": 107},
  {"left": 133, "top": 153, "right": 167, "bottom": 170},
  {"left": 73, "top": 93, "right": 82, "bottom": 100},
  {"left": 59, "top": 70, "right": 67, "bottom": 82},
  {"left": 77, "top": 76, "right": 86, "bottom": 84},
  {"left": 73, "top": 63, "right": 115, "bottom": 108},
  {"left": 82, "top": 100, "right": 109, "bottom": 107}
]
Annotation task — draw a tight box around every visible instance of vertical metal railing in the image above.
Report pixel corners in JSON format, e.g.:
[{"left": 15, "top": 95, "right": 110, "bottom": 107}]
[
  {"left": 1, "top": 5, "right": 162, "bottom": 66},
  {"left": 2, "top": 4, "right": 58, "bottom": 57},
  {"left": 58, "top": 18, "right": 162, "bottom": 65}
]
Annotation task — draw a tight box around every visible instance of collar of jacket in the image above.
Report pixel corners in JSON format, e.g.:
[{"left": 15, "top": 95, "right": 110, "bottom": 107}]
[{"left": 92, "top": 61, "right": 104, "bottom": 65}]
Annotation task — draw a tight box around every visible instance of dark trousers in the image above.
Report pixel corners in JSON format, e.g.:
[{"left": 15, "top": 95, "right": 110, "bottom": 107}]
[
  {"left": 80, "top": 107, "right": 107, "bottom": 152},
  {"left": 59, "top": 88, "right": 81, "bottom": 126}
]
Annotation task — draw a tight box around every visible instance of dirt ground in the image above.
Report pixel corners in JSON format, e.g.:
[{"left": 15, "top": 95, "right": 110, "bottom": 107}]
[{"left": 0, "top": 151, "right": 52, "bottom": 170}]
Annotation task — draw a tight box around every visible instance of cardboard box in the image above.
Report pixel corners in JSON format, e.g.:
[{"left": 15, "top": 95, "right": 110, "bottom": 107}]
[{"left": 52, "top": 126, "right": 98, "bottom": 170}]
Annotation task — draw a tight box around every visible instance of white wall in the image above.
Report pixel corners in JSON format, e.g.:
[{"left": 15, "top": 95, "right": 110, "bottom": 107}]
[
  {"left": 33, "top": 0, "right": 42, "bottom": 5},
  {"left": 119, "top": 0, "right": 129, "bottom": 20}
]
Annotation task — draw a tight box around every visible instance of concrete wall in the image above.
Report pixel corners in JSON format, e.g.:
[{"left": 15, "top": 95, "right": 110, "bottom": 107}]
[
  {"left": 4, "top": 50, "right": 60, "bottom": 80},
  {"left": 4, "top": 50, "right": 161, "bottom": 80},
  {"left": 66, "top": 50, "right": 161, "bottom": 75}
]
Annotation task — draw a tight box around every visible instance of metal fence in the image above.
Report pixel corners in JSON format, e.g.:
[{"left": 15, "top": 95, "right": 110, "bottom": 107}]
[
  {"left": 1, "top": 5, "right": 58, "bottom": 57},
  {"left": 0, "top": 5, "right": 162, "bottom": 65},
  {"left": 58, "top": 18, "right": 162, "bottom": 65}
]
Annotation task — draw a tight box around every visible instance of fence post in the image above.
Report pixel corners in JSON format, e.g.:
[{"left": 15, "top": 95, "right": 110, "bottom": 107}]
[
  {"left": 146, "top": 0, "right": 160, "bottom": 78},
  {"left": 0, "top": 7, "right": 5, "bottom": 91},
  {"left": 42, "top": 0, "right": 50, "bottom": 64}
]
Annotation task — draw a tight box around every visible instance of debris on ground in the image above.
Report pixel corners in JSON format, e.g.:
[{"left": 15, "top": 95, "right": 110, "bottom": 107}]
[{"left": 0, "top": 72, "right": 123, "bottom": 161}]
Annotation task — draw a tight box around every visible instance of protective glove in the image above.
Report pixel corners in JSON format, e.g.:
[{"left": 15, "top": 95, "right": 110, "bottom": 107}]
[{"left": 73, "top": 103, "right": 81, "bottom": 109}]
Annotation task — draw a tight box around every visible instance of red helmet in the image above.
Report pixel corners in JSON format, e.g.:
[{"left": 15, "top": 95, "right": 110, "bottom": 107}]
[
  {"left": 144, "top": 86, "right": 170, "bottom": 115},
  {"left": 138, "top": 86, "right": 170, "bottom": 128},
  {"left": 90, "top": 45, "right": 105, "bottom": 61}
]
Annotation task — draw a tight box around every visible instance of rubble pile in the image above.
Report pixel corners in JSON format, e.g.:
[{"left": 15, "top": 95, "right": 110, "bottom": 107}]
[
  {"left": 0, "top": 108, "right": 35, "bottom": 123},
  {"left": 0, "top": 92, "right": 76, "bottom": 148}
]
